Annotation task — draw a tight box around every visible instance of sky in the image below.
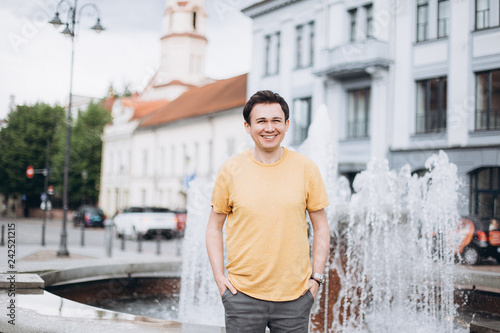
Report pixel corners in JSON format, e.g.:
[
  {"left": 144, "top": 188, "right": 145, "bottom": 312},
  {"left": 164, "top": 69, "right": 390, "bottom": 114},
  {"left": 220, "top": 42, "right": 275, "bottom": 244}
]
[{"left": 0, "top": 0, "right": 253, "bottom": 120}]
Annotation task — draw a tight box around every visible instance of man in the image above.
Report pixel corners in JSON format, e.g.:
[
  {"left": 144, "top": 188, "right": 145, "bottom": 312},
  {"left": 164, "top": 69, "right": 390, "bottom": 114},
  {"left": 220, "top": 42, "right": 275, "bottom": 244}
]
[{"left": 206, "top": 90, "right": 330, "bottom": 332}]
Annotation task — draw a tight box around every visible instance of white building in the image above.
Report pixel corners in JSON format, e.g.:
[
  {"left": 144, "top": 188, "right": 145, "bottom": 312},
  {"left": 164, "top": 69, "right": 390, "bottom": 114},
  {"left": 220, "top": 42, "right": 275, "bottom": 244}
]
[
  {"left": 242, "top": 0, "right": 500, "bottom": 218},
  {"left": 99, "top": 0, "right": 249, "bottom": 216}
]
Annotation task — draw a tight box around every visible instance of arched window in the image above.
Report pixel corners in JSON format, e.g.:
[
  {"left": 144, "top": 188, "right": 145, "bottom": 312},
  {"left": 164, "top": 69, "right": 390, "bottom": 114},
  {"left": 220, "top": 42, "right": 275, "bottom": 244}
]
[
  {"left": 192, "top": 11, "right": 197, "bottom": 30},
  {"left": 470, "top": 167, "right": 500, "bottom": 218}
]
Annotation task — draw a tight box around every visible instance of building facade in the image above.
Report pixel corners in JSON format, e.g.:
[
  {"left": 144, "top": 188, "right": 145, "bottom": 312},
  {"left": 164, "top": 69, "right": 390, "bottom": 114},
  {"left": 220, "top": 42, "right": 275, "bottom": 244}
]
[{"left": 242, "top": 0, "right": 500, "bottom": 218}]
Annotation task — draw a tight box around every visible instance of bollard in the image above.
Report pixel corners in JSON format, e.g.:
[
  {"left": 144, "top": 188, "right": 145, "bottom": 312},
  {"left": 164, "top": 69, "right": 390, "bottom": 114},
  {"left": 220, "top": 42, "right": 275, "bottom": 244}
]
[
  {"left": 41, "top": 223, "right": 46, "bottom": 247},
  {"left": 176, "top": 232, "right": 183, "bottom": 256},
  {"left": 104, "top": 219, "right": 113, "bottom": 257},
  {"left": 80, "top": 220, "right": 85, "bottom": 247},
  {"left": 121, "top": 234, "right": 125, "bottom": 251},
  {"left": 156, "top": 230, "right": 161, "bottom": 255},
  {"left": 137, "top": 232, "right": 143, "bottom": 253},
  {"left": 0, "top": 225, "right": 4, "bottom": 246}
]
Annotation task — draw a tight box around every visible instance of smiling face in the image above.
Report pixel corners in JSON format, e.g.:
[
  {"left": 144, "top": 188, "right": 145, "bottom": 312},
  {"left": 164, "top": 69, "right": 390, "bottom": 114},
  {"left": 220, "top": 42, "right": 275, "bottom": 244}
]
[{"left": 244, "top": 103, "right": 289, "bottom": 154}]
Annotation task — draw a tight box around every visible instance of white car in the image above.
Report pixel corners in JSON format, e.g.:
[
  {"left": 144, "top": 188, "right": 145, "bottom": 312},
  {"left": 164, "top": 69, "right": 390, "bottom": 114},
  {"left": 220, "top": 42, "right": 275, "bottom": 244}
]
[{"left": 113, "top": 207, "right": 180, "bottom": 239}]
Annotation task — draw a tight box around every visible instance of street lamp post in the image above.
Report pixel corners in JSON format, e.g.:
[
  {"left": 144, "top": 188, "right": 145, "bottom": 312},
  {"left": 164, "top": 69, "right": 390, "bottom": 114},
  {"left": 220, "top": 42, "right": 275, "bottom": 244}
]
[
  {"left": 49, "top": 0, "right": 104, "bottom": 256},
  {"left": 81, "top": 169, "right": 88, "bottom": 205}
]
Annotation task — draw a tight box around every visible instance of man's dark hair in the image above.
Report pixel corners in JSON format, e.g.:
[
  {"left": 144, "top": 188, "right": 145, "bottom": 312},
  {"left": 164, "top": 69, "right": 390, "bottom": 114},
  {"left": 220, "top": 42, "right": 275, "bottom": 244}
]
[{"left": 243, "top": 90, "right": 289, "bottom": 124}]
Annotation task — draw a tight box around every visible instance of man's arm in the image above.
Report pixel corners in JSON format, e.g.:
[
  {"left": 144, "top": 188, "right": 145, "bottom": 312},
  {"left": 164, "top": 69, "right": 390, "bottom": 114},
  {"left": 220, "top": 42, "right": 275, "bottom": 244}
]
[
  {"left": 206, "top": 208, "right": 237, "bottom": 296},
  {"left": 307, "top": 208, "right": 330, "bottom": 298}
]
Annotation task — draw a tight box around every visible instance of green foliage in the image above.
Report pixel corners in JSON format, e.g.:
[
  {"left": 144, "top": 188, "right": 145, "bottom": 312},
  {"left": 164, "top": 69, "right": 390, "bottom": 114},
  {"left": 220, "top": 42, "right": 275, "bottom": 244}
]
[
  {"left": 0, "top": 101, "right": 111, "bottom": 210},
  {"left": 0, "top": 103, "right": 65, "bottom": 204},
  {"left": 52, "top": 101, "right": 112, "bottom": 208}
]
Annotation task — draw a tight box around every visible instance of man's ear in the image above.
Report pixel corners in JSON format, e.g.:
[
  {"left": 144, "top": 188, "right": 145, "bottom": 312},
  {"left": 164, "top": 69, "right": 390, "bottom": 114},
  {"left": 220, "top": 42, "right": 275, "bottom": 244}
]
[
  {"left": 285, "top": 119, "right": 290, "bottom": 132},
  {"left": 244, "top": 121, "right": 251, "bottom": 134}
]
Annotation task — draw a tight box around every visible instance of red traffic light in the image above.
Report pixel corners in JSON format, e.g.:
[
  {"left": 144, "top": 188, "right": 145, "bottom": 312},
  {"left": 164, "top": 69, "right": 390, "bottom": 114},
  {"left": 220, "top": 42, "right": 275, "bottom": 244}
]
[{"left": 26, "top": 165, "right": 34, "bottom": 179}]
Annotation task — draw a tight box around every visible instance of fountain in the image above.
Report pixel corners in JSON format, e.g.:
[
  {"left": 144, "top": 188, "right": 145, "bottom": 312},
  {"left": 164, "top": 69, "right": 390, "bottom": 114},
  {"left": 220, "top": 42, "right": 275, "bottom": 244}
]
[
  {"left": 178, "top": 177, "right": 225, "bottom": 327},
  {"left": 177, "top": 105, "right": 470, "bottom": 332},
  {"left": 310, "top": 153, "right": 465, "bottom": 333}
]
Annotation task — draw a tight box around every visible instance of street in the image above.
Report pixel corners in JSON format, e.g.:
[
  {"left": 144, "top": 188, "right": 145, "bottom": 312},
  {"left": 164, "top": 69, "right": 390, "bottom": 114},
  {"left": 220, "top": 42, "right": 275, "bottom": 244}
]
[{"left": 0, "top": 217, "right": 183, "bottom": 261}]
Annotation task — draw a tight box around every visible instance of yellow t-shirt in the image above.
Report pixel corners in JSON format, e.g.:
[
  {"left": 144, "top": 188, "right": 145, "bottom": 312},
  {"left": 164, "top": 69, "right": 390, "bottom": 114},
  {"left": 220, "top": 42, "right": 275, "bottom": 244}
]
[{"left": 211, "top": 148, "right": 329, "bottom": 301}]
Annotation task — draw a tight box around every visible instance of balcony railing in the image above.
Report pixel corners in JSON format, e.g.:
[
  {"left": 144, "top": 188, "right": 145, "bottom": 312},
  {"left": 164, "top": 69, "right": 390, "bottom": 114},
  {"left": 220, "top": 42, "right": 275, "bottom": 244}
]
[
  {"left": 475, "top": 108, "right": 500, "bottom": 131},
  {"left": 347, "top": 120, "right": 370, "bottom": 138},
  {"left": 416, "top": 113, "right": 446, "bottom": 134},
  {"left": 317, "top": 39, "right": 390, "bottom": 78}
]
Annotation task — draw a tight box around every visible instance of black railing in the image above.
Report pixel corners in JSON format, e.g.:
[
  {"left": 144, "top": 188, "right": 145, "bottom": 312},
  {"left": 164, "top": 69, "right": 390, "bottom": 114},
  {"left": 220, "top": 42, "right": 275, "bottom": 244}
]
[
  {"left": 347, "top": 120, "right": 369, "bottom": 138},
  {"left": 475, "top": 108, "right": 500, "bottom": 131},
  {"left": 416, "top": 113, "right": 446, "bottom": 134}
]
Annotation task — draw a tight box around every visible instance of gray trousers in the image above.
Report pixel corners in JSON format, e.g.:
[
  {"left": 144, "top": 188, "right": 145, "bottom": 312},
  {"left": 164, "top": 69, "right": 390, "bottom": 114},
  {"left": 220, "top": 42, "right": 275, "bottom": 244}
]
[{"left": 221, "top": 289, "right": 315, "bottom": 333}]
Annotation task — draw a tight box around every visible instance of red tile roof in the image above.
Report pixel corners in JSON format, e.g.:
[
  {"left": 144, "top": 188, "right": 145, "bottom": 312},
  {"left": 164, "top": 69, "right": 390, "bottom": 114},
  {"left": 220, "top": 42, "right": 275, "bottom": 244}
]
[
  {"left": 139, "top": 73, "right": 247, "bottom": 128},
  {"left": 119, "top": 96, "right": 170, "bottom": 120}
]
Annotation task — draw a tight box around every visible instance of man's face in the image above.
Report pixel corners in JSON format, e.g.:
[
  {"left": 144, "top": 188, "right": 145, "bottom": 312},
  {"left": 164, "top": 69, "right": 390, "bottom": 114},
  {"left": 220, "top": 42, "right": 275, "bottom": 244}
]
[{"left": 244, "top": 103, "right": 289, "bottom": 153}]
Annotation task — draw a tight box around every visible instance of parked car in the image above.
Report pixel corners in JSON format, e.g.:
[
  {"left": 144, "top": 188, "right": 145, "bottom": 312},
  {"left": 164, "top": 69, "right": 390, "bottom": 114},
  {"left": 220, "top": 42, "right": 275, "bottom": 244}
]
[
  {"left": 457, "top": 217, "right": 500, "bottom": 265},
  {"left": 73, "top": 205, "right": 106, "bottom": 227},
  {"left": 113, "top": 207, "right": 181, "bottom": 239}
]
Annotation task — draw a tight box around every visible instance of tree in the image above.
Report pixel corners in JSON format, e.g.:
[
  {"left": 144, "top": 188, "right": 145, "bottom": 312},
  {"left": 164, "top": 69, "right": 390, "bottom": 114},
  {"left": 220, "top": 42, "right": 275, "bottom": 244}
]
[
  {"left": 0, "top": 103, "right": 65, "bottom": 208},
  {"left": 52, "top": 101, "right": 112, "bottom": 208}
]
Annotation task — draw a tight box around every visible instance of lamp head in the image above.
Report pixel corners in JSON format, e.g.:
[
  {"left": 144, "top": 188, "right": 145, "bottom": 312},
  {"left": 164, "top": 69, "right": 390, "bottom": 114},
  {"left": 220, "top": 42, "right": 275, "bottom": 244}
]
[
  {"left": 91, "top": 18, "right": 105, "bottom": 33},
  {"left": 61, "top": 23, "right": 73, "bottom": 37},
  {"left": 48, "top": 12, "right": 63, "bottom": 27}
]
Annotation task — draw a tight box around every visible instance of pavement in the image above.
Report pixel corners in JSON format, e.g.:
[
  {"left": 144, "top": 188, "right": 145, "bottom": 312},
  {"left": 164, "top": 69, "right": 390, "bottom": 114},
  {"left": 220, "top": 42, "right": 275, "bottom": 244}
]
[
  {"left": 0, "top": 217, "right": 225, "bottom": 333},
  {"left": 1, "top": 217, "right": 500, "bottom": 332}
]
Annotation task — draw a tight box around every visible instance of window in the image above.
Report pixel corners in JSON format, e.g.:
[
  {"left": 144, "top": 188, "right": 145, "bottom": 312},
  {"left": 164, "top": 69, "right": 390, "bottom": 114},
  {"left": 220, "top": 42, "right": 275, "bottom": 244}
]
[
  {"left": 416, "top": 77, "right": 447, "bottom": 133},
  {"left": 295, "top": 22, "right": 315, "bottom": 68},
  {"left": 470, "top": 167, "right": 500, "bottom": 218},
  {"left": 208, "top": 140, "right": 213, "bottom": 174},
  {"left": 417, "top": 0, "right": 429, "bottom": 42},
  {"left": 183, "top": 144, "right": 189, "bottom": 174},
  {"left": 194, "top": 142, "right": 199, "bottom": 173},
  {"left": 365, "top": 4, "right": 374, "bottom": 38},
  {"left": 170, "top": 145, "right": 176, "bottom": 176},
  {"left": 292, "top": 97, "right": 312, "bottom": 144},
  {"left": 109, "top": 152, "right": 113, "bottom": 175},
  {"left": 142, "top": 150, "right": 148, "bottom": 176},
  {"left": 276, "top": 32, "right": 281, "bottom": 73},
  {"left": 264, "top": 32, "right": 280, "bottom": 76},
  {"left": 309, "top": 21, "right": 315, "bottom": 66},
  {"left": 193, "top": 11, "right": 197, "bottom": 30},
  {"left": 476, "top": 69, "right": 500, "bottom": 131},
  {"left": 349, "top": 9, "right": 357, "bottom": 42},
  {"left": 160, "top": 147, "right": 165, "bottom": 176},
  {"left": 265, "top": 35, "right": 271, "bottom": 75},
  {"left": 437, "top": 0, "right": 449, "bottom": 38},
  {"left": 296, "top": 25, "right": 303, "bottom": 68},
  {"left": 347, "top": 88, "right": 370, "bottom": 138},
  {"left": 348, "top": 4, "right": 372, "bottom": 40},
  {"left": 476, "top": 0, "right": 490, "bottom": 29}
]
